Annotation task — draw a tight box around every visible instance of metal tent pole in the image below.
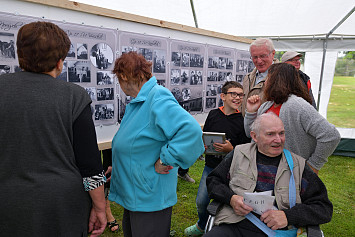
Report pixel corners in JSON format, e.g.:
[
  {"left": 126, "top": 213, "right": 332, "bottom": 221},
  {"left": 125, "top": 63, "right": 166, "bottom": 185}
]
[
  {"left": 190, "top": 0, "right": 198, "bottom": 28},
  {"left": 317, "top": 6, "right": 355, "bottom": 111}
]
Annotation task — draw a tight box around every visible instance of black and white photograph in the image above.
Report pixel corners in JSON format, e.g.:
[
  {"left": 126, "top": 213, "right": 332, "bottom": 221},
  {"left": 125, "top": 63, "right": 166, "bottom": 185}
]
[
  {"left": 189, "top": 54, "right": 204, "bottom": 68},
  {"left": 226, "top": 58, "right": 234, "bottom": 70},
  {"left": 218, "top": 71, "right": 225, "bottom": 81},
  {"left": 207, "top": 71, "right": 218, "bottom": 81},
  {"left": 180, "top": 69, "right": 189, "bottom": 85},
  {"left": 206, "top": 97, "right": 216, "bottom": 109},
  {"left": 225, "top": 71, "right": 233, "bottom": 81},
  {"left": 206, "top": 84, "right": 218, "bottom": 96},
  {"left": 170, "top": 69, "right": 180, "bottom": 85},
  {"left": 218, "top": 57, "right": 227, "bottom": 69},
  {"left": 97, "top": 88, "right": 114, "bottom": 101},
  {"left": 58, "top": 61, "right": 68, "bottom": 81},
  {"left": 122, "top": 46, "right": 137, "bottom": 54},
  {"left": 190, "top": 70, "right": 202, "bottom": 85},
  {"left": 94, "top": 103, "right": 114, "bottom": 120},
  {"left": 138, "top": 48, "right": 153, "bottom": 61},
  {"left": 208, "top": 56, "right": 219, "bottom": 68},
  {"left": 236, "top": 74, "right": 244, "bottom": 83},
  {"left": 90, "top": 43, "right": 114, "bottom": 70},
  {"left": 118, "top": 95, "right": 132, "bottom": 122},
  {"left": 14, "top": 65, "right": 21, "bottom": 72},
  {"left": 0, "top": 33, "right": 15, "bottom": 60},
  {"left": 248, "top": 60, "right": 255, "bottom": 73},
  {"left": 153, "top": 49, "right": 166, "bottom": 73},
  {"left": 181, "top": 88, "right": 191, "bottom": 101},
  {"left": 85, "top": 87, "right": 97, "bottom": 101},
  {"left": 0, "top": 65, "right": 11, "bottom": 75},
  {"left": 77, "top": 43, "right": 88, "bottom": 60},
  {"left": 236, "top": 60, "right": 248, "bottom": 73},
  {"left": 181, "top": 53, "right": 190, "bottom": 67},
  {"left": 68, "top": 61, "right": 91, "bottom": 83},
  {"left": 97, "top": 71, "right": 114, "bottom": 85},
  {"left": 67, "top": 43, "right": 76, "bottom": 58},
  {"left": 171, "top": 87, "right": 182, "bottom": 102},
  {"left": 157, "top": 80, "right": 166, "bottom": 87},
  {"left": 171, "top": 52, "right": 181, "bottom": 66}
]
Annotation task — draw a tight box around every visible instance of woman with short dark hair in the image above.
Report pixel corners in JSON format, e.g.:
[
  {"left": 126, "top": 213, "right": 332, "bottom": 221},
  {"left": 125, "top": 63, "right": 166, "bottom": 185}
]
[{"left": 0, "top": 21, "right": 106, "bottom": 236}]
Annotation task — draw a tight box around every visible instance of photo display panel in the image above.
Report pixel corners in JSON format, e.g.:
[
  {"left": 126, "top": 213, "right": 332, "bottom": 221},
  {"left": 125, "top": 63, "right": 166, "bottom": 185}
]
[
  {"left": 235, "top": 50, "right": 254, "bottom": 83},
  {"left": 205, "top": 45, "right": 236, "bottom": 112},
  {"left": 169, "top": 40, "right": 206, "bottom": 113},
  {"left": 118, "top": 31, "right": 168, "bottom": 122},
  {"left": 55, "top": 21, "right": 118, "bottom": 126}
]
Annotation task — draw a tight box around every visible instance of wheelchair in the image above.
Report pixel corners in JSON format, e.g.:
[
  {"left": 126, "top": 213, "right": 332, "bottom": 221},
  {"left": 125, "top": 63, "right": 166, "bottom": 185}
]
[{"left": 205, "top": 200, "right": 323, "bottom": 237}]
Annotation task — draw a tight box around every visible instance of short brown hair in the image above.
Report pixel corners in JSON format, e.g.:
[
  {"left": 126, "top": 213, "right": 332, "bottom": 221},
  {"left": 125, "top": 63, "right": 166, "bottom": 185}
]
[
  {"left": 264, "top": 63, "right": 312, "bottom": 104},
  {"left": 17, "top": 21, "right": 70, "bottom": 73},
  {"left": 221, "top": 81, "right": 243, "bottom": 94},
  {"left": 112, "top": 52, "right": 152, "bottom": 84}
]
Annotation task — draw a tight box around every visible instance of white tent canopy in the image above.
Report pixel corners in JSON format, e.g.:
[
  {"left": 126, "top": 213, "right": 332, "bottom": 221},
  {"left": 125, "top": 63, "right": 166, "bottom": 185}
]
[{"left": 75, "top": 0, "right": 355, "bottom": 139}]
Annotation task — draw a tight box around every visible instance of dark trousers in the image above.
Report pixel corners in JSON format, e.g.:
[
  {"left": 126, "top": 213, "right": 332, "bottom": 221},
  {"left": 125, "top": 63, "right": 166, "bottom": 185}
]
[
  {"left": 204, "top": 220, "right": 267, "bottom": 237},
  {"left": 122, "top": 207, "right": 172, "bottom": 237},
  {"left": 178, "top": 167, "right": 189, "bottom": 176}
]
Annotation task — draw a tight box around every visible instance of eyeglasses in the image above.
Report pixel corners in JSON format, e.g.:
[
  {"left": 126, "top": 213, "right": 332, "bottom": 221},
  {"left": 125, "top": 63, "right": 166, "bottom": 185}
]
[
  {"left": 287, "top": 58, "right": 303, "bottom": 63},
  {"left": 226, "top": 92, "right": 244, "bottom": 98},
  {"left": 250, "top": 51, "right": 273, "bottom": 60}
]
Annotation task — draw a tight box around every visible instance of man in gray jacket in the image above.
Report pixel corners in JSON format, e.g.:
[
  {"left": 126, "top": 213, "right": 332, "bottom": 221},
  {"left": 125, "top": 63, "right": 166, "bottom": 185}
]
[{"left": 205, "top": 113, "right": 332, "bottom": 236}]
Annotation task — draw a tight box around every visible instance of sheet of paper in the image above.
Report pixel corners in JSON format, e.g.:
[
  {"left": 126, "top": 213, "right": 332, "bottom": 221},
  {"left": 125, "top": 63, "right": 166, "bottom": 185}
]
[{"left": 243, "top": 191, "right": 278, "bottom": 215}]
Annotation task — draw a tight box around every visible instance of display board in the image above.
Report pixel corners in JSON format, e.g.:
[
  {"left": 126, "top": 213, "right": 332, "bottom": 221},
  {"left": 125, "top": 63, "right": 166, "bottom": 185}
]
[{"left": 0, "top": 5, "right": 251, "bottom": 148}]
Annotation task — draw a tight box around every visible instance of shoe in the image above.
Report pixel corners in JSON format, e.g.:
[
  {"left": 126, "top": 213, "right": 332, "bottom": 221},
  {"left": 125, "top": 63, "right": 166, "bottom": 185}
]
[
  {"left": 184, "top": 224, "right": 204, "bottom": 236},
  {"left": 178, "top": 173, "right": 195, "bottom": 183},
  {"left": 198, "top": 155, "right": 205, "bottom": 161},
  {"left": 107, "top": 219, "right": 119, "bottom": 233}
]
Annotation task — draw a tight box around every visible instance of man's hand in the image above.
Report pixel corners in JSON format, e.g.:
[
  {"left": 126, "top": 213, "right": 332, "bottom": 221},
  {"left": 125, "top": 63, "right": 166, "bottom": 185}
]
[
  {"left": 213, "top": 140, "right": 233, "bottom": 153},
  {"left": 260, "top": 210, "right": 288, "bottom": 230},
  {"left": 246, "top": 95, "right": 262, "bottom": 113},
  {"left": 230, "top": 195, "right": 253, "bottom": 216},
  {"left": 155, "top": 158, "right": 173, "bottom": 174}
]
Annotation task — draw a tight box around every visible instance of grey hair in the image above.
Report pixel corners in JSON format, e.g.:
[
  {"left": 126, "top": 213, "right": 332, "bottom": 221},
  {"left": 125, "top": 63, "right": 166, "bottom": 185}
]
[
  {"left": 250, "top": 113, "right": 279, "bottom": 135},
  {"left": 250, "top": 38, "right": 275, "bottom": 52}
]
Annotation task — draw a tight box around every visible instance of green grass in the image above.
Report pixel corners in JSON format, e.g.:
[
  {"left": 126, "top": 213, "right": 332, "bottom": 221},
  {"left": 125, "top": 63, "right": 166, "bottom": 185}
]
[
  {"left": 101, "top": 156, "right": 354, "bottom": 237},
  {"left": 327, "top": 76, "right": 355, "bottom": 128}
]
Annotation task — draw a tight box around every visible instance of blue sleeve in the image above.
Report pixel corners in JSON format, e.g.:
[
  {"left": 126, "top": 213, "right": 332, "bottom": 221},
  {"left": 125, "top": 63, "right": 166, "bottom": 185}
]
[{"left": 151, "top": 91, "right": 205, "bottom": 169}]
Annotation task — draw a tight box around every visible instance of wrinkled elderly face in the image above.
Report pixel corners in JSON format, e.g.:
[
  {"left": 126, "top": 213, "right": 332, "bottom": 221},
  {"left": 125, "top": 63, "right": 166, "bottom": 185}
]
[
  {"left": 285, "top": 56, "right": 301, "bottom": 70},
  {"left": 250, "top": 45, "right": 275, "bottom": 73},
  {"left": 251, "top": 115, "right": 285, "bottom": 157}
]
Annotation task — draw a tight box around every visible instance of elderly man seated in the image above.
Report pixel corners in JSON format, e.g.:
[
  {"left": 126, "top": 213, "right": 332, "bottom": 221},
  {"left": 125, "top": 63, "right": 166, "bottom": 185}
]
[{"left": 205, "top": 113, "right": 332, "bottom": 237}]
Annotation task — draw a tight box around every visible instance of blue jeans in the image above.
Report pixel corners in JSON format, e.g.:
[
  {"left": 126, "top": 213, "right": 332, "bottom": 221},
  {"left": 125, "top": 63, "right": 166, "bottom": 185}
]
[{"left": 196, "top": 165, "right": 214, "bottom": 230}]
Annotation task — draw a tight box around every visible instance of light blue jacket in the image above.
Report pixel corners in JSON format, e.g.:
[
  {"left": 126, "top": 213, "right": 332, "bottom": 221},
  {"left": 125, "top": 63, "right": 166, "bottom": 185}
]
[{"left": 109, "top": 76, "right": 204, "bottom": 212}]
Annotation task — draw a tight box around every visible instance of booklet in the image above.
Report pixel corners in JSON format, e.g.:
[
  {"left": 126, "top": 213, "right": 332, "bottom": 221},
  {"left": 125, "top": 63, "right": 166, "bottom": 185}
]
[
  {"left": 202, "top": 132, "right": 226, "bottom": 155},
  {"left": 243, "top": 191, "right": 278, "bottom": 215}
]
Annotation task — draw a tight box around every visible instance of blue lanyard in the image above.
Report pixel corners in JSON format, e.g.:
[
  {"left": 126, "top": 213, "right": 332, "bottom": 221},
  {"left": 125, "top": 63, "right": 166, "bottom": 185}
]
[{"left": 245, "top": 149, "right": 296, "bottom": 237}]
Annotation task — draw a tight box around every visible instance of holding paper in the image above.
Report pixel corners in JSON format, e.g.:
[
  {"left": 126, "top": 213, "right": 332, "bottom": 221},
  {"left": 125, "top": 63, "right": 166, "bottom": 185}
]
[{"left": 243, "top": 191, "right": 278, "bottom": 215}]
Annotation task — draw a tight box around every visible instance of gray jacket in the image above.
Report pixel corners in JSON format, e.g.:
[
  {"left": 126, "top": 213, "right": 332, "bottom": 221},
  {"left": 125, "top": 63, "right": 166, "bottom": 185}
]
[
  {"left": 244, "top": 95, "right": 341, "bottom": 170},
  {"left": 214, "top": 143, "right": 305, "bottom": 225}
]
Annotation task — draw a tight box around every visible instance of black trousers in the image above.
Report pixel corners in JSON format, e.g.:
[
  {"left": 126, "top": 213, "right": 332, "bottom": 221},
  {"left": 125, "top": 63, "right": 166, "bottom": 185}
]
[
  {"left": 122, "top": 207, "right": 172, "bottom": 237},
  {"left": 204, "top": 219, "right": 267, "bottom": 237}
]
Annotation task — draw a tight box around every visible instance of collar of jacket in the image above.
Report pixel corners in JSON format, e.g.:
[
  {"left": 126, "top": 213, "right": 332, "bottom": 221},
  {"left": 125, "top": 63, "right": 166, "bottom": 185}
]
[{"left": 130, "top": 76, "right": 157, "bottom": 103}]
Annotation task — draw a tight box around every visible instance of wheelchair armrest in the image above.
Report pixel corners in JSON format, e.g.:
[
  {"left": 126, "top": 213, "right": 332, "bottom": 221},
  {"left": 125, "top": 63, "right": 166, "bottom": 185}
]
[
  {"left": 207, "top": 200, "right": 224, "bottom": 216},
  {"left": 307, "top": 225, "right": 322, "bottom": 237}
]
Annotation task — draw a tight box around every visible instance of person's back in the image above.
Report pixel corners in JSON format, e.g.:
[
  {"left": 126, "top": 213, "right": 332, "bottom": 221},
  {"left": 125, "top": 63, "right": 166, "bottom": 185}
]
[{"left": 0, "top": 71, "right": 92, "bottom": 236}]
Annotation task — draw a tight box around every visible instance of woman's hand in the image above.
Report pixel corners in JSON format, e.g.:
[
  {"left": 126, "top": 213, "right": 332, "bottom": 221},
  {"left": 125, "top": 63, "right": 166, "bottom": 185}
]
[
  {"left": 155, "top": 158, "right": 173, "bottom": 174},
  {"left": 246, "top": 95, "right": 262, "bottom": 113},
  {"left": 213, "top": 140, "right": 233, "bottom": 153},
  {"left": 105, "top": 166, "right": 112, "bottom": 182}
]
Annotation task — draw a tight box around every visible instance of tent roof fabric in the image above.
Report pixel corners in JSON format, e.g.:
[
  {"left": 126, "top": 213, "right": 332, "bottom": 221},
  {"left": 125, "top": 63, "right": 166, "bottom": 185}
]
[{"left": 75, "top": 0, "right": 355, "bottom": 38}]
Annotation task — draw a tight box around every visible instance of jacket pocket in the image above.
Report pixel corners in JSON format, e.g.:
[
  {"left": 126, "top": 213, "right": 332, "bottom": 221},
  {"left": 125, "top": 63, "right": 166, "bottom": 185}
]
[{"left": 230, "top": 170, "right": 255, "bottom": 192}]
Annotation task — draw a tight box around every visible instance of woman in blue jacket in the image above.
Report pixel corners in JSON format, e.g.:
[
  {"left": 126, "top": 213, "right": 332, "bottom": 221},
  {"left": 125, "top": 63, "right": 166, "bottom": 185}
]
[{"left": 109, "top": 52, "right": 205, "bottom": 236}]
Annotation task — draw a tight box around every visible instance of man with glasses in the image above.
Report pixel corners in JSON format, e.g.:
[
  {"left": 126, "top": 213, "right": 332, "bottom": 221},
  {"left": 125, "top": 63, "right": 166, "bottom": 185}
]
[
  {"left": 282, "top": 51, "right": 317, "bottom": 108},
  {"left": 241, "top": 38, "right": 277, "bottom": 116}
]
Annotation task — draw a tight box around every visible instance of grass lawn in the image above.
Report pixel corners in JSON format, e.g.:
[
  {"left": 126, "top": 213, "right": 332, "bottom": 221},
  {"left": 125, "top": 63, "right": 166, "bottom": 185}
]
[
  {"left": 327, "top": 76, "right": 355, "bottom": 128},
  {"left": 101, "top": 155, "right": 354, "bottom": 237}
]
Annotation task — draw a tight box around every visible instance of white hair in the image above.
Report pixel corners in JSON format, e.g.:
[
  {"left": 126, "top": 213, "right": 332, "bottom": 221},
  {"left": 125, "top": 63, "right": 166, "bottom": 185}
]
[{"left": 250, "top": 38, "right": 275, "bottom": 52}]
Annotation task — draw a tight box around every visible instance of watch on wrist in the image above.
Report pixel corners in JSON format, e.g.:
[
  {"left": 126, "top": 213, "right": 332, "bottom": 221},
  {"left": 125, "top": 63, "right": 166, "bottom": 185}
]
[{"left": 159, "top": 159, "right": 168, "bottom": 166}]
